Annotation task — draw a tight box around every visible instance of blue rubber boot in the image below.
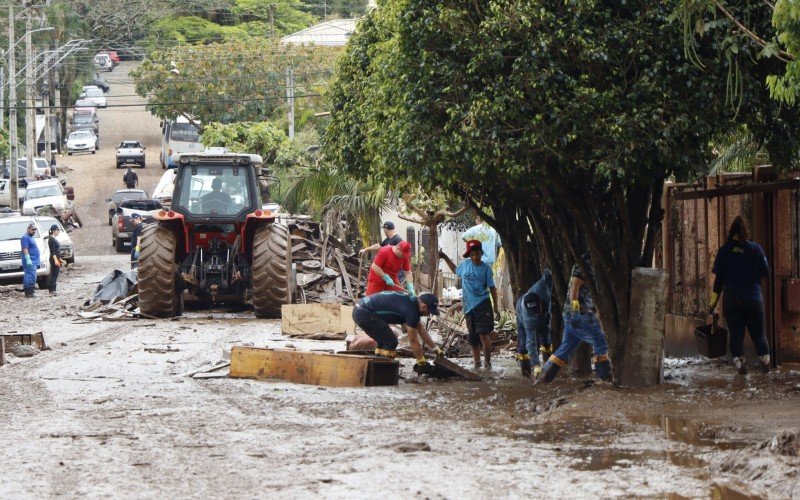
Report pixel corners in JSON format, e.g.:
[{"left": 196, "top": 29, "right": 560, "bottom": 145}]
[{"left": 594, "top": 356, "right": 612, "bottom": 381}]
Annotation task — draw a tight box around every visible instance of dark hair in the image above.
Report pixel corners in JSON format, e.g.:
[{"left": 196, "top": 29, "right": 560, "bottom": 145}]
[{"left": 726, "top": 216, "right": 749, "bottom": 243}]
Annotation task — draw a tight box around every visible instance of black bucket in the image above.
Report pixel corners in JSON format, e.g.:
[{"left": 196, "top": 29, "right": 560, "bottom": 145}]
[{"left": 694, "top": 316, "right": 728, "bottom": 358}]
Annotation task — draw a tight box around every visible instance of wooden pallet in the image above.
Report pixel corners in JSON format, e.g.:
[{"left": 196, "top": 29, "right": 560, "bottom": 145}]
[{"left": 229, "top": 347, "right": 399, "bottom": 387}]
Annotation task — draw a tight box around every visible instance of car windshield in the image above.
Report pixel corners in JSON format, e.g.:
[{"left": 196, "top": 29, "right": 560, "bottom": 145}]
[
  {"left": 73, "top": 115, "right": 94, "bottom": 125},
  {"left": 112, "top": 191, "right": 146, "bottom": 204},
  {"left": 70, "top": 131, "right": 93, "bottom": 140},
  {"left": 175, "top": 165, "right": 250, "bottom": 216},
  {"left": 26, "top": 185, "right": 61, "bottom": 199},
  {"left": 85, "top": 89, "right": 103, "bottom": 98},
  {"left": 170, "top": 123, "right": 200, "bottom": 142},
  {"left": 120, "top": 142, "right": 141, "bottom": 148},
  {"left": 34, "top": 159, "right": 48, "bottom": 170},
  {"left": 120, "top": 199, "right": 162, "bottom": 211},
  {"left": 75, "top": 100, "right": 93, "bottom": 107},
  {"left": 2, "top": 165, "right": 27, "bottom": 178},
  {"left": 0, "top": 221, "right": 36, "bottom": 241},
  {"left": 38, "top": 216, "right": 64, "bottom": 233}
]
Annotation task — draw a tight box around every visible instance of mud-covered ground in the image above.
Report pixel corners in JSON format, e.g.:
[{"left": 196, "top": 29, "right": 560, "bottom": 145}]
[{"left": 1, "top": 63, "right": 799, "bottom": 499}]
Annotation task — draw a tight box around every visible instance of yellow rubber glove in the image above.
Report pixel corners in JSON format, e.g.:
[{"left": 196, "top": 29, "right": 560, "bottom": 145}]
[
  {"left": 571, "top": 300, "right": 580, "bottom": 312},
  {"left": 708, "top": 293, "right": 719, "bottom": 315}
]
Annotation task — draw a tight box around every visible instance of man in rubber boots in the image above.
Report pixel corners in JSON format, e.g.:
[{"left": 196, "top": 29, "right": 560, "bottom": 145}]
[
  {"left": 352, "top": 291, "right": 442, "bottom": 374},
  {"left": 20, "top": 222, "right": 40, "bottom": 298},
  {"left": 441, "top": 240, "right": 499, "bottom": 369},
  {"left": 537, "top": 253, "right": 612, "bottom": 384},
  {"left": 366, "top": 241, "right": 415, "bottom": 297},
  {"left": 515, "top": 268, "right": 553, "bottom": 379}
]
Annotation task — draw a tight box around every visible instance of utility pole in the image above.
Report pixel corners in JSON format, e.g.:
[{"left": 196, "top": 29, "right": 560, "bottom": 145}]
[
  {"left": 9, "top": 4, "right": 19, "bottom": 209},
  {"left": 285, "top": 67, "right": 295, "bottom": 140},
  {"left": 25, "top": 14, "right": 35, "bottom": 170},
  {"left": 0, "top": 67, "right": 5, "bottom": 131}
]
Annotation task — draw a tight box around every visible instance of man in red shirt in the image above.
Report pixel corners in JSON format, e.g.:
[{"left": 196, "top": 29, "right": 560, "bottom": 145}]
[{"left": 366, "top": 241, "right": 415, "bottom": 296}]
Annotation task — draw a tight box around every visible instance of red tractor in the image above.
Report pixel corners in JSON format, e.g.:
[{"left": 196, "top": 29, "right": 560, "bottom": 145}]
[{"left": 137, "top": 153, "right": 291, "bottom": 318}]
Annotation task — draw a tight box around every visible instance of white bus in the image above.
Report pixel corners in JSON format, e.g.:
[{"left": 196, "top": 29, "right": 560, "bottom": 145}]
[{"left": 160, "top": 116, "right": 204, "bottom": 169}]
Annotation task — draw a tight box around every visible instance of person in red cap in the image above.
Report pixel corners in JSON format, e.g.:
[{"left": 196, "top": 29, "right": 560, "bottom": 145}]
[
  {"left": 441, "top": 239, "right": 499, "bottom": 368},
  {"left": 366, "top": 241, "right": 416, "bottom": 297}
]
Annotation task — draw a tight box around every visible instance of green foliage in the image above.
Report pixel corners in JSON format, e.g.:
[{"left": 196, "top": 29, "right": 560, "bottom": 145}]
[
  {"left": 769, "top": 0, "right": 800, "bottom": 104},
  {"left": 200, "top": 121, "right": 289, "bottom": 164},
  {"left": 233, "top": 0, "right": 316, "bottom": 33},
  {"left": 131, "top": 38, "right": 341, "bottom": 125},
  {"left": 147, "top": 16, "right": 250, "bottom": 45},
  {"left": 0, "top": 129, "right": 9, "bottom": 159}
]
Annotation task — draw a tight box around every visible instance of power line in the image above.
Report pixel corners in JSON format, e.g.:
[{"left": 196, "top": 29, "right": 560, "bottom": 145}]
[{"left": 6, "top": 93, "right": 323, "bottom": 110}]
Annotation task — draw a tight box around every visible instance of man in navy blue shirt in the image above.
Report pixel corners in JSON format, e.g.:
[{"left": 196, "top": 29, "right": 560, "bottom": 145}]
[
  {"left": 515, "top": 268, "right": 553, "bottom": 379},
  {"left": 352, "top": 291, "right": 442, "bottom": 374},
  {"left": 20, "top": 222, "right": 41, "bottom": 298}
]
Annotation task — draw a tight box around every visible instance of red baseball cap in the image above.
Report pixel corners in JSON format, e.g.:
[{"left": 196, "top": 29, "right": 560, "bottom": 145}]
[
  {"left": 398, "top": 241, "right": 411, "bottom": 254},
  {"left": 463, "top": 239, "right": 483, "bottom": 258}
]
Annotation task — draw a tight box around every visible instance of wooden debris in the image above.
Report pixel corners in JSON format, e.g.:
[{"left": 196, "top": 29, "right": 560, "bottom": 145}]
[
  {"left": 230, "top": 346, "right": 399, "bottom": 387},
  {"left": 1, "top": 332, "right": 48, "bottom": 352},
  {"left": 433, "top": 357, "right": 482, "bottom": 381},
  {"left": 75, "top": 294, "right": 146, "bottom": 321},
  {"left": 281, "top": 303, "right": 355, "bottom": 339}
]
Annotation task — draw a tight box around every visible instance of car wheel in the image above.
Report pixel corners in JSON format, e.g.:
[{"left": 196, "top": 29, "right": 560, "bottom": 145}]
[
  {"left": 92, "top": 150, "right": 96, "bottom": 154},
  {"left": 67, "top": 152, "right": 72, "bottom": 156},
  {"left": 115, "top": 163, "right": 120, "bottom": 169},
  {"left": 115, "top": 237, "right": 127, "bottom": 253}
]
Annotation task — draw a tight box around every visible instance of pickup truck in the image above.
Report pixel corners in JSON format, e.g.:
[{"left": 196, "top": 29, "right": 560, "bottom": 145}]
[
  {"left": 111, "top": 198, "right": 162, "bottom": 252},
  {"left": 116, "top": 140, "right": 145, "bottom": 168},
  {"left": 21, "top": 178, "right": 74, "bottom": 215}
]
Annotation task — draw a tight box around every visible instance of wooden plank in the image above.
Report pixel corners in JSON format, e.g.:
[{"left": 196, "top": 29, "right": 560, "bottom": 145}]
[
  {"left": 230, "top": 347, "right": 385, "bottom": 387},
  {"left": 433, "top": 357, "right": 482, "bottom": 381},
  {"left": 0, "top": 332, "right": 47, "bottom": 351},
  {"left": 281, "top": 303, "right": 354, "bottom": 339}
]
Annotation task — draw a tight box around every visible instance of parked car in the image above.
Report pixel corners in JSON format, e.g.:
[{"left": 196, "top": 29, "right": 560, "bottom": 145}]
[
  {"left": 106, "top": 188, "right": 147, "bottom": 225},
  {"left": 0, "top": 178, "right": 28, "bottom": 207},
  {"left": 98, "top": 50, "right": 120, "bottom": 67},
  {"left": 116, "top": 140, "right": 145, "bottom": 168},
  {"left": 21, "top": 179, "right": 71, "bottom": 215},
  {"left": 75, "top": 97, "right": 96, "bottom": 108},
  {"left": 94, "top": 53, "right": 113, "bottom": 72},
  {"left": 66, "top": 130, "right": 99, "bottom": 155},
  {"left": 37, "top": 215, "right": 74, "bottom": 264},
  {"left": 152, "top": 169, "right": 176, "bottom": 208},
  {"left": 80, "top": 87, "right": 107, "bottom": 108},
  {"left": 69, "top": 112, "right": 99, "bottom": 136},
  {"left": 7, "top": 158, "right": 50, "bottom": 178},
  {"left": 112, "top": 198, "right": 162, "bottom": 252},
  {"left": 0, "top": 216, "right": 50, "bottom": 287},
  {"left": 90, "top": 75, "right": 109, "bottom": 93}
]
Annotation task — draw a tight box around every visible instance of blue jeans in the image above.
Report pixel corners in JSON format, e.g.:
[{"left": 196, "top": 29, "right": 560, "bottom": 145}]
[
  {"left": 553, "top": 312, "right": 608, "bottom": 363},
  {"left": 516, "top": 313, "right": 551, "bottom": 365}
]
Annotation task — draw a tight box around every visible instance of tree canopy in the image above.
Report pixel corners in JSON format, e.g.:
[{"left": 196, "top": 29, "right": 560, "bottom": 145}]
[{"left": 325, "top": 0, "right": 800, "bottom": 367}]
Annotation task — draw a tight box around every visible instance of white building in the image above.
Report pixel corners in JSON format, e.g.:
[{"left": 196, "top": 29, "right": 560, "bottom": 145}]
[{"left": 282, "top": 19, "right": 360, "bottom": 47}]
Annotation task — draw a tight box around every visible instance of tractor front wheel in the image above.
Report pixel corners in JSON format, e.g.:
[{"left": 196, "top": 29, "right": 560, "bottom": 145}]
[
  {"left": 138, "top": 224, "right": 183, "bottom": 317},
  {"left": 252, "top": 224, "right": 291, "bottom": 318}
]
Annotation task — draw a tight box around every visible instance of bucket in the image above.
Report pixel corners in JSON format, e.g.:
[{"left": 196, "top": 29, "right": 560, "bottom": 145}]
[{"left": 694, "top": 315, "right": 728, "bottom": 358}]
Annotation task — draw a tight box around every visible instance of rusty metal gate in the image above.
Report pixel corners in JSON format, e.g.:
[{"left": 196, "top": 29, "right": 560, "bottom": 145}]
[{"left": 661, "top": 170, "right": 800, "bottom": 364}]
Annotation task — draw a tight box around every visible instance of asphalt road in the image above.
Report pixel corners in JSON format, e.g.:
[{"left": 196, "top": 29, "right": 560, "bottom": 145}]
[{"left": 65, "top": 62, "right": 165, "bottom": 258}]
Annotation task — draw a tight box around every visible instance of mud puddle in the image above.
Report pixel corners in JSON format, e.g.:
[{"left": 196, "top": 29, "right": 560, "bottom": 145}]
[{"left": 632, "top": 414, "right": 746, "bottom": 450}]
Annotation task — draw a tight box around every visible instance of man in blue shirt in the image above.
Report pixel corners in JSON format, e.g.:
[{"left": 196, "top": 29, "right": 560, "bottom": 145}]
[
  {"left": 20, "top": 222, "right": 41, "bottom": 298},
  {"left": 352, "top": 291, "right": 442, "bottom": 374},
  {"left": 442, "top": 240, "right": 499, "bottom": 369}
]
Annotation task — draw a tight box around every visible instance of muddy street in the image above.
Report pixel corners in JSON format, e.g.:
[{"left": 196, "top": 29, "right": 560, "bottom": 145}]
[{"left": 0, "top": 64, "right": 798, "bottom": 499}]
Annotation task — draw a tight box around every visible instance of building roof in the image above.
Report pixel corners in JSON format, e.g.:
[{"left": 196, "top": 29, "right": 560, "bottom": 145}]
[{"left": 282, "top": 19, "right": 360, "bottom": 47}]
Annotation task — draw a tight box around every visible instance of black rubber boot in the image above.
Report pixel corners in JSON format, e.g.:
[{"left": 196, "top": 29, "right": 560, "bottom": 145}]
[
  {"left": 413, "top": 360, "right": 433, "bottom": 375},
  {"left": 595, "top": 358, "right": 612, "bottom": 381},
  {"left": 535, "top": 358, "right": 561, "bottom": 384},
  {"left": 517, "top": 354, "right": 532, "bottom": 378}
]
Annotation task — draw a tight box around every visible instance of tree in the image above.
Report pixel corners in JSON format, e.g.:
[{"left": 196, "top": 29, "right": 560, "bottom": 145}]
[
  {"left": 325, "top": 0, "right": 800, "bottom": 372},
  {"left": 131, "top": 38, "right": 340, "bottom": 126},
  {"left": 200, "top": 121, "right": 289, "bottom": 162}
]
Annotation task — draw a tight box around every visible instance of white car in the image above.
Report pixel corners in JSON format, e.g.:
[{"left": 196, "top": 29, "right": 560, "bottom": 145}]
[
  {"left": 94, "top": 53, "right": 113, "bottom": 72},
  {"left": 37, "top": 215, "right": 74, "bottom": 264},
  {"left": 66, "top": 130, "right": 98, "bottom": 155},
  {"left": 80, "top": 87, "right": 107, "bottom": 108},
  {"left": 116, "top": 140, "right": 146, "bottom": 168},
  {"left": 0, "top": 216, "right": 50, "bottom": 287},
  {"left": 22, "top": 179, "right": 67, "bottom": 215}
]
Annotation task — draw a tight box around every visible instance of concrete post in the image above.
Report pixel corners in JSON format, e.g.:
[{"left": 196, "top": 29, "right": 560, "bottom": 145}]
[{"left": 8, "top": 4, "right": 19, "bottom": 209}]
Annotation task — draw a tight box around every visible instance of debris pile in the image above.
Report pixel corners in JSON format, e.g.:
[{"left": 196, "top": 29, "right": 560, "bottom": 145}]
[
  {"left": 436, "top": 310, "right": 517, "bottom": 358},
  {"left": 77, "top": 269, "right": 145, "bottom": 322},
  {"left": 286, "top": 220, "right": 365, "bottom": 304}
]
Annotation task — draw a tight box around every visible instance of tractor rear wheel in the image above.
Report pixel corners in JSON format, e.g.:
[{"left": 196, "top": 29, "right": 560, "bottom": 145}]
[
  {"left": 138, "top": 224, "right": 183, "bottom": 317},
  {"left": 252, "top": 224, "right": 291, "bottom": 318}
]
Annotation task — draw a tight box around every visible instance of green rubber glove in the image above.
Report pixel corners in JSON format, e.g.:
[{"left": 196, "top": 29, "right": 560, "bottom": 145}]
[
  {"left": 24, "top": 254, "right": 32, "bottom": 267},
  {"left": 405, "top": 282, "right": 416, "bottom": 298},
  {"left": 381, "top": 274, "right": 394, "bottom": 286}
]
